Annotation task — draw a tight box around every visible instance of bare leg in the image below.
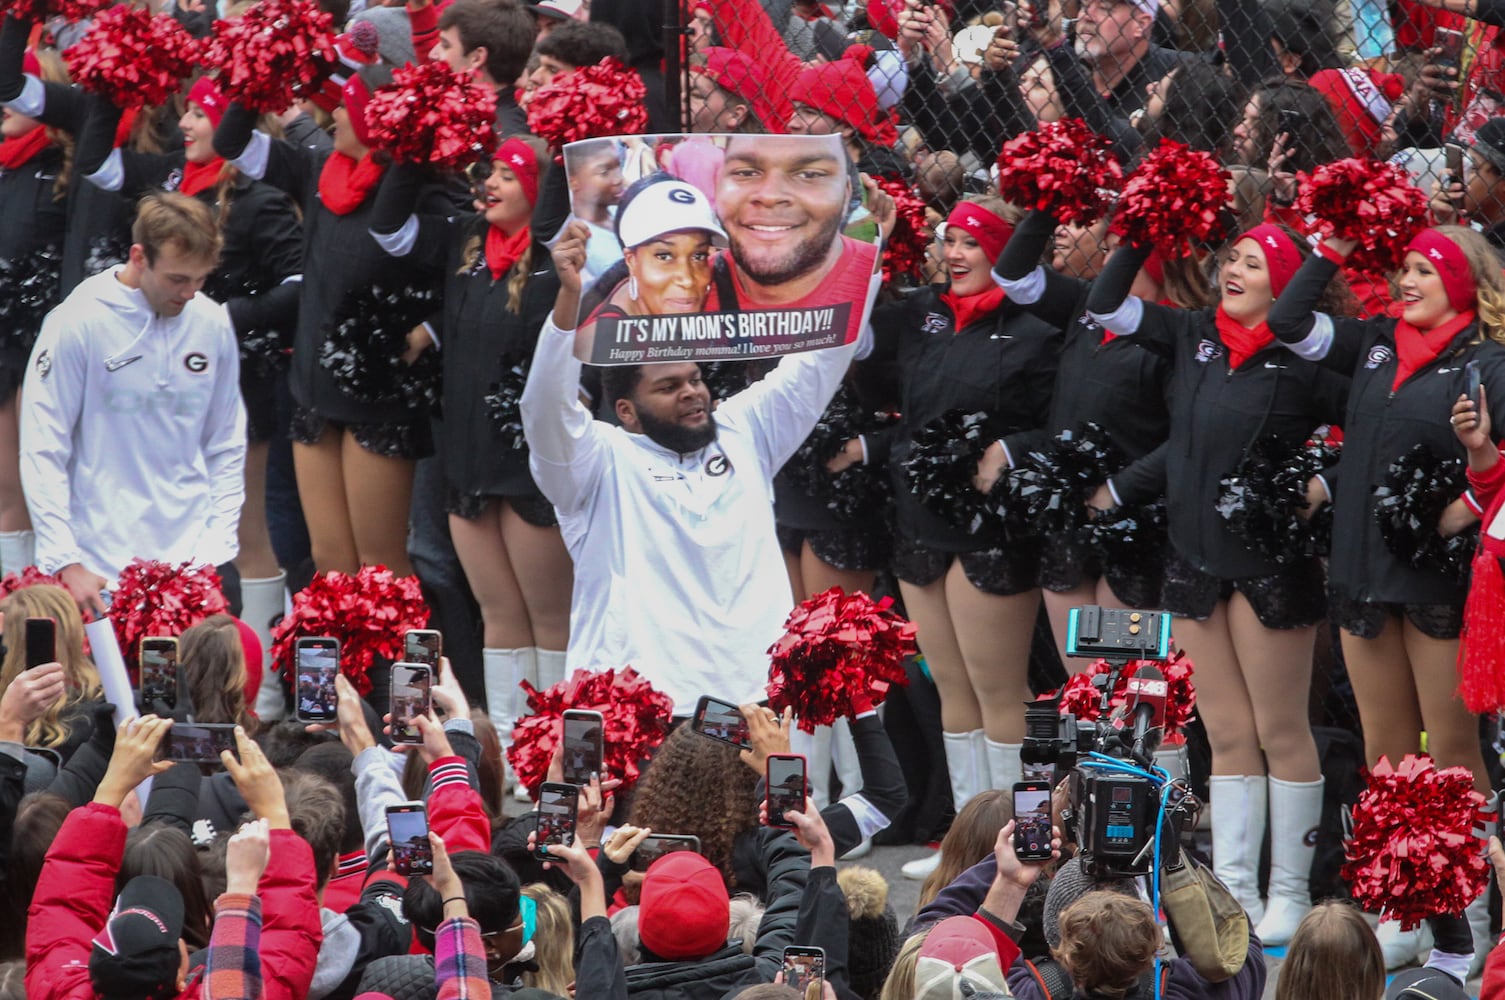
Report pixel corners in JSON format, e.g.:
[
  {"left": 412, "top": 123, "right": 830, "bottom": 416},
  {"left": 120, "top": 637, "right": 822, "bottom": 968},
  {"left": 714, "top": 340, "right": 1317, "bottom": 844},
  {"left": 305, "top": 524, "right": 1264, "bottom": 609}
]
[
  {"left": 1175, "top": 603, "right": 1264, "bottom": 776},
  {"left": 0, "top": 393, "right": 27, "bottom": 532},
  {"left": 1341, "top": 619, "right": 1424, "bottom": 768},
  {"left": 798, "top": 541, "right": 876, "bottom": 599},
  {"left": 945, "top": 563, "right": 1039, "bottom": 743},
  {"left": 899, "top": 574, "right": 982, "bottom": 733},
  {"left": 498, "top": 500, "right": 573, "bottom": 652},
  {"left": 1043, "top": 580, "right": 1098, "bottom": 672},
  {"left": 293, "top": 432, "right": 358, "bottom": 575},
  {"left": 341, "top": 432, "right": 416, "bottom": 576},
  {"left": 1226, "top": 594, "right": 1320, "bottom": 782},
  {"left": 235, "top": 441, "right": 280, "bottom": 578},
  {"left": 450, "top": 503, "right": 534, "bottom": 649},
  {"left": 1406, "top": 623, "right": 1489, "bottom": 792},
  {"left": 782, "top": 549, "right": 803, "bottom": 606}
]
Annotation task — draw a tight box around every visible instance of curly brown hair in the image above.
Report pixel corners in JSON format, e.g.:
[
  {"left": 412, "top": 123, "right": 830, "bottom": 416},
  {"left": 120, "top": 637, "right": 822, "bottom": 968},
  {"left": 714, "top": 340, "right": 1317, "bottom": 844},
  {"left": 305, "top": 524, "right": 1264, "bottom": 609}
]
[
  {"left": 1055, "top": 893, "right": 1160, "bottom": 998},
  {"left": 626, "top": 724, "right": 760, "bottom": 887}
]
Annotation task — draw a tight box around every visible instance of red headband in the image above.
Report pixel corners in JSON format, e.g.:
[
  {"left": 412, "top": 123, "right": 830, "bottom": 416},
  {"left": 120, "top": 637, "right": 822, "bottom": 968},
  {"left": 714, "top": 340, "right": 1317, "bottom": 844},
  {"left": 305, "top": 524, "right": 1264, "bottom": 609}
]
[
  {"left": 1405, "top": 229, "right": 1477, "bottom": 313},
  {"left": 494, "top": 137, "right": 540, "bottom": 208},
  {"left": 1236, "top": 224, "right": 1302, "bottom": 298},
  {"left": 945, "top": 202, "right": 1014, "bottom": 264}
]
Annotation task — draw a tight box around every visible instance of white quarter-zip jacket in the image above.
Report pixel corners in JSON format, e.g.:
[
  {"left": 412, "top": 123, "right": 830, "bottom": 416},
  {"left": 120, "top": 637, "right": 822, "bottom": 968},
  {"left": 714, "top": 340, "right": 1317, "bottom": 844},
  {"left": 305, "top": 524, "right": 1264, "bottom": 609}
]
[
  {"left": 21, "top": 268, "right": 247, "bottom": 579},
  {"left": 521, "top": 291, "right": 877, "bottom": 715}
]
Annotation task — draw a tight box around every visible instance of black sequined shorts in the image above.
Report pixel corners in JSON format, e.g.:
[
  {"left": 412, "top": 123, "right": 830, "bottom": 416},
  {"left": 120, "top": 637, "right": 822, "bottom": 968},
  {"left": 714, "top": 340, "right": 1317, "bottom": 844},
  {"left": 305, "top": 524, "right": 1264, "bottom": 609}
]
[
  {"left": 1038, "top": 532, "right": 1165, "bottom": 610},
  {"left": 1161, "top": 549, "right": 1326, "bottom": 629},
  {"left": 1329, "top": 591, "right": 1463, "bottom": 641},
  {"left": 290, "top": 403, "right": 433, "bottom": 460},
  {"left": 775, "top": 523, "right": 890, "bottom": 572},
  {"left": 891, "top": 533, "right": 1041, "bottom": 597},
  {"left": 446, "top": 489, "right": 559, "bottom": 528},
  {"left": 241, "top": 368, "right": 278, "bottom": 444}
]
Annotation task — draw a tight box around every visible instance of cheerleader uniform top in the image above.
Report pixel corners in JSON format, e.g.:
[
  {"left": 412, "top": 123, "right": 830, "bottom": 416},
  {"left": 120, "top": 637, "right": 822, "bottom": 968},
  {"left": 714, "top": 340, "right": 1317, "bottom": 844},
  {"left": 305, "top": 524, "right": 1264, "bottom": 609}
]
[
  {"left": 1267, "top": 252, "right": 1505, "bottom": 605},
  {"left": 369, "top": 162, "right": 559, "bottom": 501},
  {"left": 866, "top": 283, "right": 1062, "bottom": 553},
  {"left": 0, "top": 132, "right": 64, "bottom": 382},
  {"left": 1084, "top": 244, "right": 1350, "bottom": 581}
]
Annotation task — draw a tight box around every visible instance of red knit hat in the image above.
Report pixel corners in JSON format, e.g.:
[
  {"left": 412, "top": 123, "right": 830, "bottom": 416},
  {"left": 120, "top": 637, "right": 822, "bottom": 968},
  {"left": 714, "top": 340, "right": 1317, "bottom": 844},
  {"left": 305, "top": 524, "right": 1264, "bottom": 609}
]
[
  {"left": 789, "top": 57, "right": 895, "bottom": 145},
  {"left": 1308, "top": 67, "right": 1405, "bottom": 158},
  {"left": 638, "top": 852, "right": 729, "bottom": 960},
  {"left": 187, "top": 76, "right": 229, "bottom": 128},
  {"left": 695, "top": 46, "right": 784, "bottom": 133}
]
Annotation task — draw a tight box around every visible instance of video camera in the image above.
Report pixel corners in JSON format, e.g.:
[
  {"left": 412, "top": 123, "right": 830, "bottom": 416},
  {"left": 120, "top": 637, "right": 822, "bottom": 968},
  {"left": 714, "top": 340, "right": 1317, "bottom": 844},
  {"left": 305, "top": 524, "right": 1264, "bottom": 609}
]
[{"left": 1030, "top": 606, "right": 1196, "bottom": 879}]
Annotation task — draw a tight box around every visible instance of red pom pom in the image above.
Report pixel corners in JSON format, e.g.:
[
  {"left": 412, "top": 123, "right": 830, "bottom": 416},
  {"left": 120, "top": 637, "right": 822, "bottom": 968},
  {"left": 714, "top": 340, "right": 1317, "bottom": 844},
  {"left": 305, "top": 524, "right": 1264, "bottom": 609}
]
[
  {"left": 525, "top": 58, "right": 648, "bottom": 148},
  {"left": 1295, "top": 158, "right": 1429, "bottom": 277},
  {"left": 1046, "top": 649, "right": 1198, "bottom": 736},
  {"left": 0, "top": 0, "right": 105, "bottom": 24},
  {"left": 108, "top": 559, "right": 229, "bottom": 678},
  {"left": 269, "top": 566, "right": 429, "bottom": 696},
  {"left": 996, "top": 119, "right": 1122, "bottom": 226},
  {"left": 506, "top": 667, "right": 673, "bottom": 798},
  {"left": 1342, "top": 754, "right": 1492, "bottom": 930},
  {"left": 1460, "top": 545, "right": 1505, "bottom": 712},
  {"left": 873, "top": 176, "right": 929, "bottom": 286},
  {"left": 1110, "top": 140, "right": 1230, "bottom": 251},
  {"left": 0, "top": 565, "right": 66, "bottom": 602},
  {"left": 364, "top": 61, "right": 498, "bottom": 168},
  {"left": 766, "top": 587, "right": 917, "bottom": 734},
  {"left": 70, "top": 6, "right": 198, "bottom": 110},
  {"left": 201, "top": 0, "right": 336, "bottom": 115}
]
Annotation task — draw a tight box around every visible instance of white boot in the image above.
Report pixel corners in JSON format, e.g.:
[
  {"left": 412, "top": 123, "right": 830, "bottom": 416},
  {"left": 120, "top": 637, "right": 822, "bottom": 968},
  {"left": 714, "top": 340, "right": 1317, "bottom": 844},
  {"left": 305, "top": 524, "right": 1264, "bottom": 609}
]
[
  {"left": 1377, "top": 921, "right": 1428, "bottom": 970},
  {"left": 1210, "top": 775, "right": 1267, "bottom": 926},
  {"left": 1255, "top": 776, "right": 1324, "bottom": 946},
  {"left": 0, "top": 529, "right": 34, "bottom": 574},
  {"left": 792, "top": 725, "right": 835, "bottom": 810},
  {"left": 902, "top": 729, "right": 984, "bottom": 880},
  {"left": 483, "top": 647, "right": 533, "bottom": 796},
  {"left": 535, "top": 648, "right": 567, "bottom": 691},
  {"left": 241, "top": 572, "right": 288, "bottom": 722},
  {"left": 984, "top": 739, "right": 1022, "bottom": 791},
  {"left": 511, "top": 648, "right": 543, "bottom": 800}
]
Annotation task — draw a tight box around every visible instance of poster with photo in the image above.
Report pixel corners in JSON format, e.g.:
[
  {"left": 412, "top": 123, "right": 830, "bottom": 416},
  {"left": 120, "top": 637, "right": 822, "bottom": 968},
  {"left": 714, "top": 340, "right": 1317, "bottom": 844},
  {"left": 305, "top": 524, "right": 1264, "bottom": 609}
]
[{"left": 560, "top": 132, "right": 881, "bottom": 367}]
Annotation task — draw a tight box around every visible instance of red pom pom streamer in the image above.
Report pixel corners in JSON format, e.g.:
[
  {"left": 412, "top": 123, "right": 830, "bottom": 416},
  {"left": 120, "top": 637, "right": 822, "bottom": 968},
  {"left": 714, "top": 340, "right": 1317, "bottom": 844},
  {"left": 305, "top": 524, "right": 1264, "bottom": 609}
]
[
  {"left": 1341, "top": 754, "right": 1492, "bottom": 930},
  {"left": 69, "top": 6, "right": 199, "bottom": 110},
  {"left": 1109, "top": 140, "right": 1230, "bottom": 252},
  {"left": 506, "top": 666, "right": 673, "bottom": 798},
  {"left": 108, "top": 559, "right": 229, "bottom": 678},
  {"left": 201, "top": 0, "right": 336, "bottom": 115},
  {"left": 270, "top": 566, "right": 429, "bottom": 696},
  {"left": 1295, "top": 158, "right": 1429, "bottom": 277},
  {"left": 995, "top": 119, "right": 1122, "bottom": 227},
  {"left": 525, "top": 58, "right": 647, "bottom": 148},
  {"left": 873, "top": 176, "right": 929, "bottom": 286},
  {"left": 365, "top": 61, "right": 498, "bottom": 168},
  {"left": 1459, "top": 544, "right": 1505, "bottom": 712},
  {"left": 0, "top": 0, "right": 105, "bottom": 25},
  {"left": 0, "top": 565, "right": 66, "bottom": 601},
  {"left": 1046, "top": 648, "right": 1197, "bottom": 736},
  {"left": 766, "top": 587, "right": 918, "bottom": 734}
]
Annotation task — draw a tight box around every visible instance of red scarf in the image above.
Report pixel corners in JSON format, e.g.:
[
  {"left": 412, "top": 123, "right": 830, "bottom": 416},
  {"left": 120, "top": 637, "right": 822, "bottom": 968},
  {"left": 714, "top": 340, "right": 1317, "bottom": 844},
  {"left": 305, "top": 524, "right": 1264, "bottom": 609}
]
[
  {"left": 180, "top": 157, "right": 227, "bottom": 198},
  {"left": 317, "top": 152, "right": 385, "bottom": 216},
  {"left": 941, "top": 284, "right": 1006, "bottom": 333},
  {"left": 1393, "top": 310, "right": 1477, "bottom": 390},
  {"left": 0, "top": 125, "right": 49, "bottom": 170},
  {"left": 485, "top": 224, "right": 531, "bottom": 280},
  {"left": 1214, "top": 304, "right": 1276, "bottom": 369}
]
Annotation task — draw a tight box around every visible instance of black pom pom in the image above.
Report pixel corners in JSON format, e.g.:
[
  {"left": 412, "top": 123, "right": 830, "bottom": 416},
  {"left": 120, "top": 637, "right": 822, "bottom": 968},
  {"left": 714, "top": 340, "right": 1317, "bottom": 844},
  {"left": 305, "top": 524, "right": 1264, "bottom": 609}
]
[
  {"left": 1006, "top": 421, "right": 1125, "bottom": 537},
  {"left": 785, "top": 383, "right": 897, "bottom": 520},
  {"left": 319, "top": 281, "right": 443, "bottom": 408},
  {"left": 483, "top": 358, "right": 530, "bottom": 452},
  {"left": 903, "top": 409, "right": 998, "bottom": 534},
  {"left": 1215, "top": 433, "right": 1338, "bottom": 566},
  {"left": 1079, "top": 499, "right": 1168, "bottom": 570},
  {"left": 1373, "top": 443, "right": 1478, "bottom": 584},
  {"left": 203, "top": 270, "right": 290, "bottom": 379},
  {"left": 698, "top": 360, "right": 770, "bottom": 402},
  {"left": 0, "top": 247, "right": 62, "bottom": 356}
]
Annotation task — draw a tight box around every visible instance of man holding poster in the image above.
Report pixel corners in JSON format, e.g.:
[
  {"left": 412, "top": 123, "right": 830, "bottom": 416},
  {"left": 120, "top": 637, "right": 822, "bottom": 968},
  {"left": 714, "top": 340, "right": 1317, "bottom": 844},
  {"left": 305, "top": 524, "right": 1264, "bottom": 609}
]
[{"left": 520, "top": 132, "right": 889, "bottom": 715}]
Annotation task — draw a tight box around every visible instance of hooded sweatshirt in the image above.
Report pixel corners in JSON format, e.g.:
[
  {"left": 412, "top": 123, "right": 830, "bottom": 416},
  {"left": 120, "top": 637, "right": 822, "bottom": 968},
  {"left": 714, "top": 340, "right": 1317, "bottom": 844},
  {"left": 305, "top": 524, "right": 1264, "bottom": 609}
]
[{"left": 20, "top": 267, "right": 246, "bottom": 578}]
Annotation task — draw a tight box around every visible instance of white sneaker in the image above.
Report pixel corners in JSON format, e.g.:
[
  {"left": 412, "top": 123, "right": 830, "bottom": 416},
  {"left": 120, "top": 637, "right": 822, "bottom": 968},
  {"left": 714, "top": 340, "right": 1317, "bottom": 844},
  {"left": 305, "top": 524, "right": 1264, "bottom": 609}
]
[
  {"left": 901, "top": 849, "right": 941, "bottom": 880},
  {"left": 840, "top": 838, "right": 873, "bottom": 861},
  {"left": 1377, "top": 921, "right": 1426, "bottom": 970}
]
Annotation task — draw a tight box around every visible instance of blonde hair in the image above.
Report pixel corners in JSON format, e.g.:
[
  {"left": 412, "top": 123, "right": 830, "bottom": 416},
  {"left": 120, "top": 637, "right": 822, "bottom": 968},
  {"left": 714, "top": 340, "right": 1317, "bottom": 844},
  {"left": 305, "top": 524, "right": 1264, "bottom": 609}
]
[
  {"left": 0, "top": 586, "right": 99, "bottom": 747},
  {"left": 1274, "top": 901, "right": 1385, "bottom": 1000},
  {"left": 520, "top": 884, "right": 575, "bottom": 997},
  {"left": 876, "top": 932, "right": 926, "bottom": 1000},
  {"left": 1430, "top": 225, "right": 1505, "bottom": 345},
  {"left": 460, "top": 135, "right": 550, "bottom": 313}
]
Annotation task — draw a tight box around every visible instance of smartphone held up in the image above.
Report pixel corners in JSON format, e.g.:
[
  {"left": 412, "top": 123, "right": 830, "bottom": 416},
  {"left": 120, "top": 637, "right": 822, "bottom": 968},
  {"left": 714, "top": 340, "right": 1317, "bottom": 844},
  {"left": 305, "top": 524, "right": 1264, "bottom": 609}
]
[
  {"left": 387, "top": 802, "right": 434, "bottom": 876},
  {"left": 294, "top": 637, "right": 340, "bottom": 724}
]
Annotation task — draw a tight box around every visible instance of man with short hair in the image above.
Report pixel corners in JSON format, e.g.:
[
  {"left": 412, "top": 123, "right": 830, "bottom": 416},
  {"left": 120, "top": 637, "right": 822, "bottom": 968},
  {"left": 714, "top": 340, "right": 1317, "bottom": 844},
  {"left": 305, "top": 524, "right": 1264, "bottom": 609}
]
[
  {"left": 22, "top": 192, "right": 245, "bottom": 616},
  {"left": 1072, "top": 0, "right": 1185, "bottom": 120},
  {"left": 409, "top": 0, "right": 535, "bottom": 135},
  {"left": 689, "top": 46, "right": 778, "bottom": 133},
  {"left": 529, "top": 18, "right": 629, "bottom": 90}
]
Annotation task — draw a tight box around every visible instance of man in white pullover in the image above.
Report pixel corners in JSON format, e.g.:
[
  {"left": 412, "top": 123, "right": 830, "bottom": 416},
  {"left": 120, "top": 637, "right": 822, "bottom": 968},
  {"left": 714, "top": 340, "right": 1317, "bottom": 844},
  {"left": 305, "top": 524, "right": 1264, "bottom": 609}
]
[
  {"left": 22, "top": 193, "right": 246, "bottom": 616},
  {"left": 520, "top": 143, "right": 888, "bottom": 716}
]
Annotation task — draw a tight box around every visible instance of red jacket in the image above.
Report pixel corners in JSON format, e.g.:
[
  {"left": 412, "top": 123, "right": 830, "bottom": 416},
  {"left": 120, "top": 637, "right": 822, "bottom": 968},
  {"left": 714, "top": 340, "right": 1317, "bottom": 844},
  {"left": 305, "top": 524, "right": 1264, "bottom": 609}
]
[
  {"left": 1484, "top": 931, "right": 1505, "bottom": 1000},
  {"left": 26, "top": 802, "right": 323, "bottom": 1000}
]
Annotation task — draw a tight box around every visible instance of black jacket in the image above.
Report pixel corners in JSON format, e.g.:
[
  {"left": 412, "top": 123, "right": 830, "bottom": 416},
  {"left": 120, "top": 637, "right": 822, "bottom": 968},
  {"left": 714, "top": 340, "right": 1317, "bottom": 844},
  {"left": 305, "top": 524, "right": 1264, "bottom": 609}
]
[
  {"left": 869, "top": 285, "right": 1062, "bottom": 552},
  {"left": 1085, "top": 246, "right": 1350, "bottom": 579},
  {"left": 1268, "top": 254, "right": 1505, "bottom": 604}
]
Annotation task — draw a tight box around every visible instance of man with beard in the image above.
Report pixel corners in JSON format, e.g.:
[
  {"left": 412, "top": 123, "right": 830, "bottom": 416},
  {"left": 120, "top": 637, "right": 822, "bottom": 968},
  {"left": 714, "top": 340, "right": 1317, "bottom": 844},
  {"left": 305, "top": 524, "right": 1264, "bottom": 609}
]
[{"left": 519, "top": 183, "right": 888, "bottom": 715}]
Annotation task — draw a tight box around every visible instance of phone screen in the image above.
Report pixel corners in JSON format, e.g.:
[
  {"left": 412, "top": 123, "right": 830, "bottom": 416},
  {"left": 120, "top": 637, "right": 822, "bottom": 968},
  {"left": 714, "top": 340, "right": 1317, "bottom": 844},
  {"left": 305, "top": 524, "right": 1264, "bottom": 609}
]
[
  {"left": 403, "top": 630, "right": 442, "bottom": 667},
  {"left": 24, "top": 618, "right": 55, "bottom": 671},
  {"left": 766, "top": 755, "right": 806, "bottom": 828},
  {"left": 390, "top": 663, "right": 433, "bottom": 744},
  {"left": 139, "top": 638, "right": 178, "bottom": 710},
  {"left": 158, "top": 723, "right": 238, "bottom": 764},
  {"left": 691, "top": 696, "right": 751, "bottom": 750},
  {"left": 295, "top": 640, "right": 340, "bottom": 723},
  {"left": 562, "top": 711, "right": 604, "bottom": 785},
  {"left": 630, "top": 834, "right": 702, "bottom": 872},
  {"left": 783, "top": 949, "right": 826, "bottom": 994},
  {"left": 1013, "top": 783, "right": 1055, "bottom": 861},
  {"left": 535, "top": 783, "right": 578, "bottom": 858},
  {"left": 387, "top": 806, "right": 433, "bottom": 876}
]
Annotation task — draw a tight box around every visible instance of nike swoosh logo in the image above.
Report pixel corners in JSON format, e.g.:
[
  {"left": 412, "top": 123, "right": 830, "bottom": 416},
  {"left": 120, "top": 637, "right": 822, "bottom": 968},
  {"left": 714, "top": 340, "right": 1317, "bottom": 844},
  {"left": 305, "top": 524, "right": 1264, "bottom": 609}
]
[
  {"left": 104, "top": 355, "right": 142, "bottom": 372},
  {"left": 1264, "top": 362, "right": 1287, "bottom": 369}
]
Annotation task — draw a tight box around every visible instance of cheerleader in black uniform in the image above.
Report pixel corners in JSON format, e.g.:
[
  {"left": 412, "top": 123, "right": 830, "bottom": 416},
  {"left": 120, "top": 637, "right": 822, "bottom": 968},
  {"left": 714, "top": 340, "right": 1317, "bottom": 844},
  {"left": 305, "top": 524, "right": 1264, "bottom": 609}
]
[
  {"left": 213, "top": 67, "right": 457, "bottom": 577},
  {"left": 1267, "top": 224, "right": 1505, "bottom": 971},
  {"left": 0, "top": 44, "right": 67, "bottom": 575},
  {"left": 1083, "top": 226, "right": 1351, "bottom": 945},
  {"left": 73, "top": 76, "right": 303, "bottom": 656},
  {"left": 857, "top": 198, "right": 1061, "bottom": 877},
  {"left": 368, "top": 136, "right": 573, "bottom": 750}
]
